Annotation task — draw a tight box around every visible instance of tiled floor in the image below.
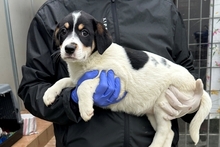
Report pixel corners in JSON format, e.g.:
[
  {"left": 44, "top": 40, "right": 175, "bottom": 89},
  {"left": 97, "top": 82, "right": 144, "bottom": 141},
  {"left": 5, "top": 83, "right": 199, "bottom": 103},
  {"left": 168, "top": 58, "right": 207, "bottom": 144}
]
[{"left": 44, "top": 136, "right": 55, "bottom": 147}]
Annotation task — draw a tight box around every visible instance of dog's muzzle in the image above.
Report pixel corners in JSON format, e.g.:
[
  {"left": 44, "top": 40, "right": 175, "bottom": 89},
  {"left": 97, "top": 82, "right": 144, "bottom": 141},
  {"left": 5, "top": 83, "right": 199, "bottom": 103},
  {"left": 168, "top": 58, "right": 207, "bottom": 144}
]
[{"left": 65, "top": 43, "right": 77, "bottom": 54}]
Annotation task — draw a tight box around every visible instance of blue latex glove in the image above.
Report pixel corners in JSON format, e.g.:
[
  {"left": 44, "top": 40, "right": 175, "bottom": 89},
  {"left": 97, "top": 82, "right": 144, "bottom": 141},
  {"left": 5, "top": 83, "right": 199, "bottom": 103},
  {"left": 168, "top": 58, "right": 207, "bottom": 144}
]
[
  {"left": 71, "top": 70, "right": 99, "bottom": 103},
  {"left": 71, "top": 70, "right": 125, "bottom": 107}
]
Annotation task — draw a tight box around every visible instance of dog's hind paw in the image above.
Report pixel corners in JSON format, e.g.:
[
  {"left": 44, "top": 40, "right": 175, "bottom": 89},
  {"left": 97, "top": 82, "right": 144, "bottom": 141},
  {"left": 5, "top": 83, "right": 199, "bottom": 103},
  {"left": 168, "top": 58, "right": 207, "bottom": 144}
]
[
  {"left": 43, "top": 87, "right": 61, "bottom": 106},
  {"left": 80, "top": 108, "right": 94, "bottom": 122}
]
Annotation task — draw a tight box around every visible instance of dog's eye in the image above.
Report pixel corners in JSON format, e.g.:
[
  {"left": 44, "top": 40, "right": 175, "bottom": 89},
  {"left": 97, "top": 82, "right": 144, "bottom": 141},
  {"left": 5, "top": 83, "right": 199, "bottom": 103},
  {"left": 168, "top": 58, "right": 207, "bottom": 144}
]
[
  {"left": 81, "top": 29, "right": 89, "bottom": 37},
  {"left": 60, "top": 28, "right": 67, "bottom": 36}
]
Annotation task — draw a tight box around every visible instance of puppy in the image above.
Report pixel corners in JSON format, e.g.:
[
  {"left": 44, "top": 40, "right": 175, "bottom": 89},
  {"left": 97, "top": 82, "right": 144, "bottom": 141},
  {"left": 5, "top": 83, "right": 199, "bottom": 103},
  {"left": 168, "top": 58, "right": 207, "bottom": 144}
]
[{"left": 43, "top": 10, "right": 212, "bottom": 147}]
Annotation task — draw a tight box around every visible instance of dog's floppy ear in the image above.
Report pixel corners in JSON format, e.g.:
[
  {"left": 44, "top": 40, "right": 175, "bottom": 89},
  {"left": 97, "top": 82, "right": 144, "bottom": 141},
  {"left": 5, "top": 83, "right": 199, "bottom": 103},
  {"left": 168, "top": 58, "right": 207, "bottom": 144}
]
[
  {"left": 52, "top": 26, "right": 61, "bottom": 50},
  {"left": 94, "top": 21, "right": 112, "bottom": 54}
]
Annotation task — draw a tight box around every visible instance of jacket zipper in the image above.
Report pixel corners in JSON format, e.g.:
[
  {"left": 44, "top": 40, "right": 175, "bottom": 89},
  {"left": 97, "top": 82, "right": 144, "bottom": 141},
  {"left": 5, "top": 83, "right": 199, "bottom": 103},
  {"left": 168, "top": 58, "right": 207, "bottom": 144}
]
[
  {"left": 111, "top": 1, "right": 129, "bottom": 146},
  {"left": 111, "top": 0, "right": 120, "bottom": 44},
  {"left": 124, "top": 113, "right": 130, "bottom": 147}
]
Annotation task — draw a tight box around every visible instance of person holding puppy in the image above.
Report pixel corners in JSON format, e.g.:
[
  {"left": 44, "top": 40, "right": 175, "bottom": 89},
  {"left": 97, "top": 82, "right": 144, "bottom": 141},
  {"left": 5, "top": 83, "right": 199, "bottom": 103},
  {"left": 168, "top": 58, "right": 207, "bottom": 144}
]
[{"left": 18, "top": 0, "right": 202, "bottom": 147}]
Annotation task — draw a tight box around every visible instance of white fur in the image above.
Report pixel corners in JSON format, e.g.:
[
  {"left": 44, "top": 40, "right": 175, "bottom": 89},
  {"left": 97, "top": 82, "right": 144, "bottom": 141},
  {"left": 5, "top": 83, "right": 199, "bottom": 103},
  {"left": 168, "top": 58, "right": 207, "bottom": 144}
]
[{"left": 43, "top": 11, "right": 212, "bottom": 147}]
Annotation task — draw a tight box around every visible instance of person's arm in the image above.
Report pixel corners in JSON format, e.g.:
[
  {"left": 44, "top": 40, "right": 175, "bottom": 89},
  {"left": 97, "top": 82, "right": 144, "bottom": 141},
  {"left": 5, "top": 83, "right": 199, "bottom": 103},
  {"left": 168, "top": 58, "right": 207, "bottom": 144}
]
[
  {"left": 18, "top": 13, "right": 80, "bottom": 125},
  {"left": 172, "top": 12, "right": 197, "bottom": 78}
]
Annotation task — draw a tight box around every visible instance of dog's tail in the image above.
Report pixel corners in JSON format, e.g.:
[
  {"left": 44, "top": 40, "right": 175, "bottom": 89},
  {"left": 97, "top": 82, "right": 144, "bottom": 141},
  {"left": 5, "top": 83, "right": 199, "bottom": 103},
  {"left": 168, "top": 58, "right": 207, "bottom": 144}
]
[{"left": 189, "top": 79, "right": 212, "bottom": 145}]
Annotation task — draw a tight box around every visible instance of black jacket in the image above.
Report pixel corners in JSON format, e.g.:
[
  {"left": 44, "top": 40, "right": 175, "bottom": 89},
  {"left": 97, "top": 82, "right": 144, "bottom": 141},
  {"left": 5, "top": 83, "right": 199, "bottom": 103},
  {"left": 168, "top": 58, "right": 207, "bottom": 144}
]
[{"left": 18, "top": 0, "right": 196, "bottom": 146}]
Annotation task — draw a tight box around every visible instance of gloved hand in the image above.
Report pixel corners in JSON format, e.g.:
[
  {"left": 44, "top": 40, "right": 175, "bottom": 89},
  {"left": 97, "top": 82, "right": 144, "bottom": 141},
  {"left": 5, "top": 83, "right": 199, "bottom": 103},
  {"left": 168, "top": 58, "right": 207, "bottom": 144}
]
[
  {"left": 71, "top": 70, "right": 125, "bottom": 107},
  {"left": 160, "top": 80, "right": 203, "bottom": 120},
  {"left": 71, "top": 70, "right": 99, "bottom": 103}
]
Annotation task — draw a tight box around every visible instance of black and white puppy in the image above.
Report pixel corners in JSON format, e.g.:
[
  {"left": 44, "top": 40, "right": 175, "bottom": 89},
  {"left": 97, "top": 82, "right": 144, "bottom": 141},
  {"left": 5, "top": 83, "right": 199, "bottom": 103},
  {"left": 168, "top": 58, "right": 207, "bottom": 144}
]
[{"left": 43, "top": 10, "right": 212, "bottom": 147}]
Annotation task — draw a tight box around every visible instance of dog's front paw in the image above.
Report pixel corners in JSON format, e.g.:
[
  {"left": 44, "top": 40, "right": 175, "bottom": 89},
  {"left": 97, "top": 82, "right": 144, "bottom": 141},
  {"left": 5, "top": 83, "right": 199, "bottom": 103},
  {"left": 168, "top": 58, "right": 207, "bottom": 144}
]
[
  {"left": 43, "top": 87, "right": 61, "bottom": 106},
  {"left": 79, "top": 107, "right": 94, "bottom": 122}
]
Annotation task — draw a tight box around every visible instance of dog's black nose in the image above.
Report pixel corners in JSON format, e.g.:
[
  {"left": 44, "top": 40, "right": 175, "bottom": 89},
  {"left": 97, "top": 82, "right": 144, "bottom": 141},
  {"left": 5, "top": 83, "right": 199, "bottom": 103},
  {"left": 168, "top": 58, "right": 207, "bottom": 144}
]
[{"left": 65, "top": 44, "right": 76, "bottom": 54}]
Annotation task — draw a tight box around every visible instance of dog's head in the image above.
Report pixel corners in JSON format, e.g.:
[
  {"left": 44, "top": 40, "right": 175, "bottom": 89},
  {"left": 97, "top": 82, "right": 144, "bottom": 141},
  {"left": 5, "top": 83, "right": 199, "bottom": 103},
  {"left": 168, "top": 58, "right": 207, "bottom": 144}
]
[{"left": 53, "top": 10, "right": 112, "bottom": 62}]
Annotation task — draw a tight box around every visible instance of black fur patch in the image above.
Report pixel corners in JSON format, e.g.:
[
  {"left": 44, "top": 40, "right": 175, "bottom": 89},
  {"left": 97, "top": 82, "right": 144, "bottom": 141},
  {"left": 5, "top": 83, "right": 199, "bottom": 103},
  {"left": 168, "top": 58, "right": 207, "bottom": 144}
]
[
  {"left": 124, "top": 47, "right": 149, "bottom": 70},
  {"left": 55, "top": 13, "right": 74, "bottom": 46},
  {"left": 151, "top": 57, "right": 159, "bottom": 66},
  {"left": 161, "top": 58, "right": 167, "bottom": 66},
  {"left": 75, "top": 12, "right": 95, "bottom": 48},
  {"left": 161, "top": 58, "right": 171, "bottom": 68}
]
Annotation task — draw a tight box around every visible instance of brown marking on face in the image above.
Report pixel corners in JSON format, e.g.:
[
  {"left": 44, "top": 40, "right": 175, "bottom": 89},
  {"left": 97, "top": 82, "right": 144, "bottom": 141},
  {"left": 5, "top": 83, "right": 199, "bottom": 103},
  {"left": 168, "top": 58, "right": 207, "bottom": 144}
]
[
  {"left": 64, "top": 22, "right": 70, "bottom": 29},
  {"left": 97, "top": 23, "right": 104, "bottom": 35},
  {"left": 78, "top": 24, "right": 84, "bottom": 30},
  {"left": 54, "top": 28, "right": 60, "bottom": 46},
  {"left": 55, "top": 27, "right": 59, "bottom": 36},
  {"left": 91, "top": 40, "right": 95, "bottom": 52}
]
